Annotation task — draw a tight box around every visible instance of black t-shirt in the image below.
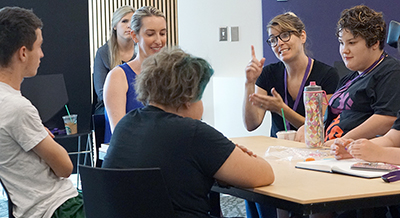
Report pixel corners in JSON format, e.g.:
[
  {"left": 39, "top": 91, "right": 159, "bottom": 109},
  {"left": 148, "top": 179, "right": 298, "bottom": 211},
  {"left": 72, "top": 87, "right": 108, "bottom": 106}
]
[
  {"left": 325, "top": 55, "right": 400, "bottom": 140},
  {"left": 392, "top": 111, "right": 400, "bottom": 131},
  {"left": 102, "top": 106, "right": 235, "bottom": 218},
  {"left": 256, "top": 60, "right": 339, "bottom": 137}
]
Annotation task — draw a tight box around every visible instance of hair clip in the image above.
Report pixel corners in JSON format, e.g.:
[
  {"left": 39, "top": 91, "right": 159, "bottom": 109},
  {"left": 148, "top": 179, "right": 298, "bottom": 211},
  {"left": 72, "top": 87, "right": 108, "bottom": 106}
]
[{"left": 382, "top": 170, "right": 400, "bottom": 183}]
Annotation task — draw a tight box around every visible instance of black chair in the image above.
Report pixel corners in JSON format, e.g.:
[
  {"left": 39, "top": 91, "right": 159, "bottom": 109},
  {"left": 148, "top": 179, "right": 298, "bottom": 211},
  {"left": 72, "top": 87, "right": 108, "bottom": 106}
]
[
  {"left": 79, "top": 165, "right": 176, "bottom": 218},
  {"left": 210, "top": 190, "right": 222, "bottom": 217},
  {"left": 334, "top": 60, "right": 353, "bottom": 79},
  {"left": 91, "top": 114, "right": 105, "bottom": 167},
  {"left": 21, "top": 74, "right": 68, "bottom": 124},
  {"left": 0, "top": 178, "right": 15, "bottom": 218}
]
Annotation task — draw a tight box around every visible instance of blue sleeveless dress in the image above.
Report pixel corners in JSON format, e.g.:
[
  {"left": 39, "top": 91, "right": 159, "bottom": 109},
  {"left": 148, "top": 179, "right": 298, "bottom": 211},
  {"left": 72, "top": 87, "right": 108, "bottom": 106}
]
[{"left": 104, "top": 63, "right": 144, "bottom": 143}]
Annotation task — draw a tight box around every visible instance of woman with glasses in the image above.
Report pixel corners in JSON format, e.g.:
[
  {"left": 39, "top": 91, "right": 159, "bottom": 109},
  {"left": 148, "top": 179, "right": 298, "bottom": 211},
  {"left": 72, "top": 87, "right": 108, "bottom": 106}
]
[
  {"left": 244, "top": 12, "right": 339, "bottom": 138},
  {"left": 243, "top": 12, "right": 339, "bottom": 218}
]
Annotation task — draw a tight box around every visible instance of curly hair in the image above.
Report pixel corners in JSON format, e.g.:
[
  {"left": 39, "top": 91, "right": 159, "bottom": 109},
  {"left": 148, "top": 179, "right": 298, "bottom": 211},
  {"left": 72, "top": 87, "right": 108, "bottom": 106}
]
[
  {"left": 135, "top": 47, "right": 214, "bottom": 108},
  {"left": 336, "top": 5, "right": 386, "bottom": 50},
  {"left": 0, "top": 7, "right": 43, "bottom": 67}
]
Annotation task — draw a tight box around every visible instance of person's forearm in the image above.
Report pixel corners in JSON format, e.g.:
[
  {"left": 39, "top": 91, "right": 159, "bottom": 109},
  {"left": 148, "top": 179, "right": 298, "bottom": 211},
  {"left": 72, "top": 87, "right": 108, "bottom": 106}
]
[
  {"left": 243, "top": 82, "right": 262, "bottom": 131},
  {"left": 377, "top": 147, "right": 400, "bottom": 165},
  {"left": 280, "top": 103, "right": 305, "bottom": 129},
  {"left": 343, "top": 115, "right": 396, "bottom": 140},
  {"left": 33, "top": 136, "right": 73, "bottom": 178}
]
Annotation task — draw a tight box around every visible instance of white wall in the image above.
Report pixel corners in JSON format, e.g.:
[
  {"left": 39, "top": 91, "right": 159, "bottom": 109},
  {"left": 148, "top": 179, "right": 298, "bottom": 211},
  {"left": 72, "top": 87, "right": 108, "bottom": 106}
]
[{"left": 177, "top": 0, "right": 271, "bottom": 138}]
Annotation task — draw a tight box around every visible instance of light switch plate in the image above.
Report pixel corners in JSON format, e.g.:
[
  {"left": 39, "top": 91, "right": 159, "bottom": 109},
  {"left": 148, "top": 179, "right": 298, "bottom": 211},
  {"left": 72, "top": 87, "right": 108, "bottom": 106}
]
[
  {"left": 219, "top": 27, "right": 228, "bottom": 41},
  {"left": 231, "top": 26, "right": 239, "bottom": 41}
]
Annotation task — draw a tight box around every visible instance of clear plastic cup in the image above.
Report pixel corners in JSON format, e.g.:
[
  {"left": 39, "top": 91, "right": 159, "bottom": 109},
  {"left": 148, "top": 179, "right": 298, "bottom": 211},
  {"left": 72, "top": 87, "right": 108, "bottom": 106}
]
[
  {"left": 62, "top": 114, "right": 78, "bottom": 135},
  {"left": 276, "top": 130, "right": 296, "bottom": 141}
]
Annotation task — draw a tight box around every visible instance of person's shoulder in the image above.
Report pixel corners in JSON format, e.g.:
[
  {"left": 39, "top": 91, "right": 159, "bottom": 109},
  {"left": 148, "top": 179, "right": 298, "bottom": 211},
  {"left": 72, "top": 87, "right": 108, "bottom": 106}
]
[
  {"left": 260, "top": 61, "right": 284, "bottom": 81},
  {"left": 1, "top": 90, "right": 31, "bottom": 108},
  {"left": 95, "top": 42, "right": 110, "bottom": 60},
  {"left": 192, "top": 118, "right": 229, "bottom": 138},
  {"left": 313, "top": 59, "right": 336, "bottom": 71},
  {"left": 263, "top": 61, "right": 284, "bottom": 72},
  {"left": 107, "top": 64, "right": 126, "bottom": 79},
  {"left": 312, "top": 59, "right": 338, "bottom": 77},
  {"left": 382, "top": 55, "right": 400, "bottom": 70},
  {"left": 370, "top": 54, "right": 400, "bottom": 78},
  {"left": 1, "top": 94, "right": 36, "bottom": 122},
  {"left": 96, "top": 42, "right": 109, "bottom": 54}
]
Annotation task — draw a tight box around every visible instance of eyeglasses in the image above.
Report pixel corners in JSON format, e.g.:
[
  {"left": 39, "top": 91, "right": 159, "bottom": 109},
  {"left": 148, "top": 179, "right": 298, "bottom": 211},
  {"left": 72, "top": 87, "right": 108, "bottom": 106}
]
[{"left": 266, "top": 31, "right": 296, "bottom": 47}]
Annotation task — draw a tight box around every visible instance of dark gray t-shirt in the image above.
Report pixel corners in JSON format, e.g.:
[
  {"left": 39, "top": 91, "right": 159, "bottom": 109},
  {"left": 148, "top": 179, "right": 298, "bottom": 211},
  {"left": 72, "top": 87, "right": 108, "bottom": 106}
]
[{"left": 103, "top": 105, "right": 235, "bottom": 218}]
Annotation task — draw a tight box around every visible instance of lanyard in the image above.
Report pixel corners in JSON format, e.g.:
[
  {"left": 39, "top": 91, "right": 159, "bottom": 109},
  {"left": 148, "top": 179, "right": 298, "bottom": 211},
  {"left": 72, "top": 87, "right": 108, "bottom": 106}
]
[
  {"left": 284, "top": 57, "right": 312, "bottom": 130},
  {"left": 329, "top": 53, "right": 386, "bottom": 106}
]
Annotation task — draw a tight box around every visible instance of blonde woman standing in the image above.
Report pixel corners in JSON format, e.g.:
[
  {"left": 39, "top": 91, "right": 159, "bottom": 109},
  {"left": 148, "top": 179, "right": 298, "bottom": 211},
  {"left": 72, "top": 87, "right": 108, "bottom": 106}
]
[
  {"left": 93, "top": 5, "right": 136, "bottom": 115},
  {"left": 103, "top": 6, "right": 167, "bottom": 143}
]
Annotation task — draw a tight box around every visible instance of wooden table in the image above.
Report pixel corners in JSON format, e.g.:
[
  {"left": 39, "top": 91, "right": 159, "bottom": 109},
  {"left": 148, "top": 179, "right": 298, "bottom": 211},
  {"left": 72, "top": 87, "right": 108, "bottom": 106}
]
[{"left": 212, "top": 136, "right": 400, "bottom": 215}]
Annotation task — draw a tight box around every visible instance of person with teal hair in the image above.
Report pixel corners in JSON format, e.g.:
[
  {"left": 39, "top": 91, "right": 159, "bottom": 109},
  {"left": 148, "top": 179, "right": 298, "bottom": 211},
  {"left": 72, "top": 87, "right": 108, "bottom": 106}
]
[{"left": 102, "top": 47, "right": 275, "bottom": 218}]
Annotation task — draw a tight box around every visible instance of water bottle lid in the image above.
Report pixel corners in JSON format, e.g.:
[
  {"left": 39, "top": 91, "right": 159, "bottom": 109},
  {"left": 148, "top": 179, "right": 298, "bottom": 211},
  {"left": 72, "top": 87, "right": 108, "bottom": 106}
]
[{"left": 304, "top": 81, "right": 321, "bottom": 91}]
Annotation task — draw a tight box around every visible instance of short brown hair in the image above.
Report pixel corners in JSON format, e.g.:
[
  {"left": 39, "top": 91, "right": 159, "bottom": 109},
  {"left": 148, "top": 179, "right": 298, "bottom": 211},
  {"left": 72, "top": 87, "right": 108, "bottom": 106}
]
[
  {"left": 0, "top": 7, "right": 43, "bottom": 67},
  {"left": 266, "top": 12, "right": 309, "bottom": 55},
  {"left": 136, "top": 47, "right": 214, "bottom": 108},
  {"left": 267, "top": 12, "right": 305, "bottom": 38},
  {"left": 336, "top": 5, "right": 386, "bottom": 50}
]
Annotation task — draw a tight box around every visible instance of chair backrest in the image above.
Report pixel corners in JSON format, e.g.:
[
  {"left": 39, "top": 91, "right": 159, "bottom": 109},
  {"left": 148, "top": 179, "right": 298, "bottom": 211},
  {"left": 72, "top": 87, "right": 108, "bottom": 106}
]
[
  {"left": 21, "top": 74, "right": 68, "bottom": 124},
  {"left": 334, "top": 60, "right": 352, "bottom": 79},
  {"left": 0, "top": 178, "right": 15, "bottom": 218},
  {"left": 79, "top": 165, "right": 176, "bottom": 218},
  {"left": 92, "top": 114, "right": 105, "bottom": 167}
]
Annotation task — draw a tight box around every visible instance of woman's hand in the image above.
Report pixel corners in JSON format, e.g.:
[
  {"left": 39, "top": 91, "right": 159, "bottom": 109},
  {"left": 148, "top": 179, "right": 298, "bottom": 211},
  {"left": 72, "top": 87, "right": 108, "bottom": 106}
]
[
  {"left": 295, "top": 125, "right": 305, "bottom": 142},
  {"left": 245, "top": 45, "right": 265, "bottom": 84},
  {"left": 249, "top": 88, "right": 284, "bottom": 113},
  {"left": 236, "top": 144, "right": 257, "bottom": 157},
  {"left": 347, "top": 139, "right": 383, "bottom": 162},
  {"left": 331, "top": 138, "right": 353, "bottom": 159},
  {"left": 324, "top": 139, "right": 335, "bottom": 148}
]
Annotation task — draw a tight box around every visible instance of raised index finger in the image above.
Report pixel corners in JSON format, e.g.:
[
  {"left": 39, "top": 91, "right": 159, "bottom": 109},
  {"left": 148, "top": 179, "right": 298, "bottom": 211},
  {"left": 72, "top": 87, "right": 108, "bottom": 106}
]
[{"left": 251, "top": 45, "right": 256, "bottom": 59}]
